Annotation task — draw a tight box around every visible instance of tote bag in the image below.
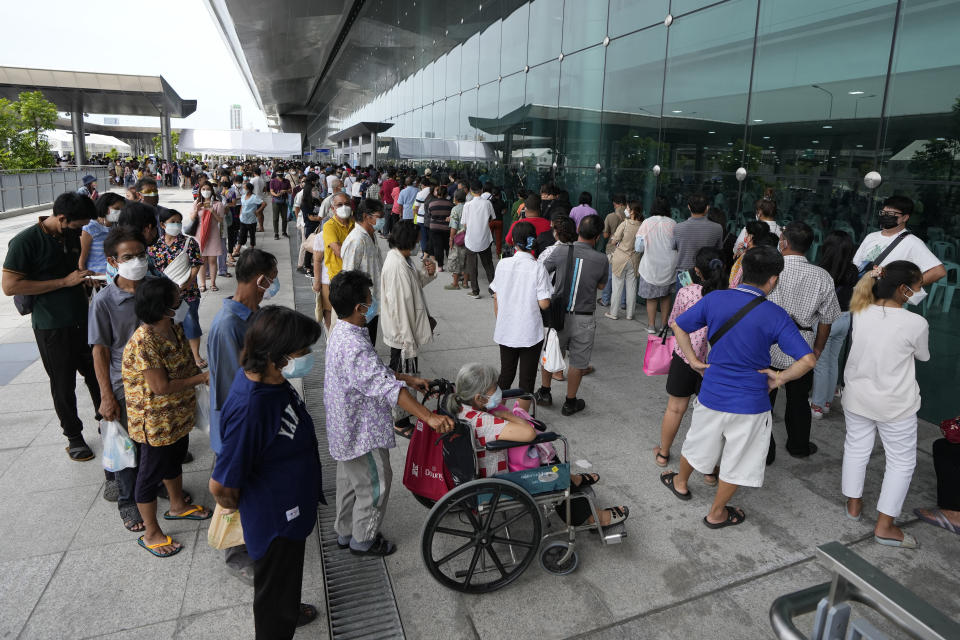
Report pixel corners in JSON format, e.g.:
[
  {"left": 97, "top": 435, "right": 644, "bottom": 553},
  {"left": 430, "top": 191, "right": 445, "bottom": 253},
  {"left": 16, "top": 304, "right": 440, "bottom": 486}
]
[
  {"left": 402, "top": 416, "right": 450, "bottom": 502},
  {"left": 540, "top": 328, "right": 566, "bottom": 373},
  {"left": 643, "top": 327, "right": 675, "bottom": 376}
]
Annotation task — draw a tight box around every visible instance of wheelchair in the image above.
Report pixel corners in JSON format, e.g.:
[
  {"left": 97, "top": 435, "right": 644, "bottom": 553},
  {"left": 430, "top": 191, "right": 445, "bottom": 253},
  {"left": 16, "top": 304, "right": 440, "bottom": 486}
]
[{"left": 412, "top": 379, "right": 627, "bottom": 594}]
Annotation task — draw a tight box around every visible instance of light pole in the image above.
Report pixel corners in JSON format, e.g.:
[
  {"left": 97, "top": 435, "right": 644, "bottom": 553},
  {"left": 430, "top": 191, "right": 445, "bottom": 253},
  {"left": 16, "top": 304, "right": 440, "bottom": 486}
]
[
  {"left": 853, "top": 94, "right": 877, "bottom": 119},
  {"left": 811, "top": 84, "right": 834, "bottom": 120}
]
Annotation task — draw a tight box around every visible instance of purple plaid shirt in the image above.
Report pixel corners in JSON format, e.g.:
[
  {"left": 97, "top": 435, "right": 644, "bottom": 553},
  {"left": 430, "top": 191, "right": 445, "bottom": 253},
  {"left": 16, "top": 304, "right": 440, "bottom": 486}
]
[{"left": 323, "top": 321, "right": 404, "bottom": 461}]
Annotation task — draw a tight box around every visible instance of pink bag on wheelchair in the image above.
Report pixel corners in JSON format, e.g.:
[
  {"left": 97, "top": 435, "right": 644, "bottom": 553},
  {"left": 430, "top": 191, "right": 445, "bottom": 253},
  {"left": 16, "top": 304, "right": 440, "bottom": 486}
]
[
  {"left": 643, "top": 327, "right": 675, "bottom": 376},
  {"left": 506, "top": 404, "right": 557, "bottom": 471}
]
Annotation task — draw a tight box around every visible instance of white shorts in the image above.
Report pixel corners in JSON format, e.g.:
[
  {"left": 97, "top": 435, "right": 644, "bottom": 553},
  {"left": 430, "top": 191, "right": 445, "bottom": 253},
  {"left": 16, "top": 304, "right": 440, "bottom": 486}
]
[{"left": 680, "top": 401, "right": 772, "bottom": 488}]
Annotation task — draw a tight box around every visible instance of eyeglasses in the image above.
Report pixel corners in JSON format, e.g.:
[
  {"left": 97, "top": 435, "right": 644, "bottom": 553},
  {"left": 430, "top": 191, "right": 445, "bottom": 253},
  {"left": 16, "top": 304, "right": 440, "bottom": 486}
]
[{"left": 879, "top": 209, "right": 902, "bottom": 216}]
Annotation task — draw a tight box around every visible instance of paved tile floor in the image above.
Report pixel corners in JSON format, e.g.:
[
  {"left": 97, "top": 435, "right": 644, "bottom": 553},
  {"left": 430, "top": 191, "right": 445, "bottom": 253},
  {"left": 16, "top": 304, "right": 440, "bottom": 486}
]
[{"left": 0, "top": 187, "right": 957, "bottom": 640}]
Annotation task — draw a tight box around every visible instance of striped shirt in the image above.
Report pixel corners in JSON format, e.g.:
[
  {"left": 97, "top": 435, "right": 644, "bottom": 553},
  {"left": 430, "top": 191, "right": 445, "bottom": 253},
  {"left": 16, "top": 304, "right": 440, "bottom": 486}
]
[
  {"left": 541, "top": 241, "right": 608, "bottom": 314},
  {"left": 672, "top": 215, "right": 723, "bottom": 271}
]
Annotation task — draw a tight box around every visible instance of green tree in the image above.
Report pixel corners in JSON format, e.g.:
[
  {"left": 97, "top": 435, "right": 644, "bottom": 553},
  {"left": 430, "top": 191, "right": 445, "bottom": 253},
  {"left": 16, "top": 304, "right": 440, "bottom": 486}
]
[
  {"left": 0, "top": 91, "right": 58, "bottom": 169},
  {"left": 0, "top": 98, "right": 20, "bottom": 168},
  {"left": 151, "top": 131, "right": 180, "bottom": 158}
]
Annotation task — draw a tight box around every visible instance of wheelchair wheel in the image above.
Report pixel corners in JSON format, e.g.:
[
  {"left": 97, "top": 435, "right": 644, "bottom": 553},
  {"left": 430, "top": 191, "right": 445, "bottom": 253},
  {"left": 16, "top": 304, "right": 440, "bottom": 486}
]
[
  {"left": 539, "top": 542, "right": 578, "bottom": 575},
  {"left": 421, "top": 478, "right": 542, "bottom": 593}
]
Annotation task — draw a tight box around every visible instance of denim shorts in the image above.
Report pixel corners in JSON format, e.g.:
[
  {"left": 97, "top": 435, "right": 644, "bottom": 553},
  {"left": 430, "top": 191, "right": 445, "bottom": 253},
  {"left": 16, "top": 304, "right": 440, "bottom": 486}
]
[{"left": 181, "top": 297, "right": 202, "bottom": 340}]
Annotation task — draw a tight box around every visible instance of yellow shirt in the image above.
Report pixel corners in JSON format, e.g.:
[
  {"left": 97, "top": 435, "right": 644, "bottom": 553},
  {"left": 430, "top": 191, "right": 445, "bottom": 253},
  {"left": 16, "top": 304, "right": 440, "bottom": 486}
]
[
  {"left": 322, "top": 216, "right": 354, "bottom": 279},
  {"left": 121, "top": 323, "right": 200, "bottom": 446}
]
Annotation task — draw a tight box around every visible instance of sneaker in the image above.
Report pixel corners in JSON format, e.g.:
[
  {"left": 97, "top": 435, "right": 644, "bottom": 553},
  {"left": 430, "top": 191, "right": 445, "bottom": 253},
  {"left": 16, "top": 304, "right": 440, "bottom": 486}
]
[
  {"left": 603, "top": 312, "right": 617, "bottom": 320},
  {"left": 444, "top": 283, "right": 461, "bottom": 290},
  {"left": 534, "top": 387, "right": 553, "bottom": 407},
  {"left": 467, "top": 292, "right": 481, "bottom": 299},
  {"left": 810, "top": 404, "right": 825, "bottom": 420},
  {"left": 561, "top": 398, "right": 586, "bottom": 416},
  {"left": 646, "top": 327, "right": 657, "bottom": 334},
  {"left": 824, "top": 402, "right": 831, "bottom": 414}
]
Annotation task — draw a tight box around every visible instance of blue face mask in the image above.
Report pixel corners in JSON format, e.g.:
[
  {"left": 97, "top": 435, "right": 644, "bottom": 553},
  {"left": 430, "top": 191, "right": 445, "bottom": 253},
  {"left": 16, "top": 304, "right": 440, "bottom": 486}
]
[
  {"left": 484, "top": 387, "right": 503, "bottom": 410},
  {"left": 361, "top": 298, "right": 379, "bottom": 323},
  {"left": 105, "top": 262, "right": 118, "bottom": 278},
  {"left": 260, "top": 276, "right": 280, "bottom": 300},
  {"left": 374, "top": 216, "right": 386, "bottom": 232},
  {"left": 281, "top": 352, "right": 314, "bottom": 379}
]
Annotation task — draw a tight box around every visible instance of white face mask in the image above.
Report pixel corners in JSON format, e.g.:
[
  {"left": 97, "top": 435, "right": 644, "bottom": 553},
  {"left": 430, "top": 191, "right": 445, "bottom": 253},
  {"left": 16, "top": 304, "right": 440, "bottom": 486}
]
[
  {"left": 169, "top": 303, "right": 189, "bottom": 324},
  {"left": 106, "top": 208, "right": 122, "bottom": 223},
  {"left": 116, "top": 256, "right": 148, "bottom": 281},
  {"left": 200, "top": 189, "right": 213, "bottom": 199},
  {"left": 165, "top": 222, "right": 182, "bottom": 236},
  {"left": 905, "top": 285, "right": 927, "bottom": 306},
  {"left": 336, "top": 204, "right": 352, "bottom": 219},
  {"left": 624, "top": 208, "right": 632, "bottom": 219}
]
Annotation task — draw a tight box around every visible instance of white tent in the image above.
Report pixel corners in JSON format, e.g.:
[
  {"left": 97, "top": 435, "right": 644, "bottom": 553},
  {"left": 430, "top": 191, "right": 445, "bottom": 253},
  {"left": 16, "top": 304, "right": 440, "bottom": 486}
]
[
  {"left": 46, "top": 129, "right": 131, "bottom": 154},
  {"left": 179, "top": 129, "right": 301, "bottom": 157}
]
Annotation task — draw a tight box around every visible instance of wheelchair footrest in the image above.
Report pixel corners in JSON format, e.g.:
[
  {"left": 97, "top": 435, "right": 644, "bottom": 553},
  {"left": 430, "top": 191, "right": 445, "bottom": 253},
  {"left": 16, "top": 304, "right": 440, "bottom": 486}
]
[{"left": 599, "top": 522, "right": 626, "bottom": 544}]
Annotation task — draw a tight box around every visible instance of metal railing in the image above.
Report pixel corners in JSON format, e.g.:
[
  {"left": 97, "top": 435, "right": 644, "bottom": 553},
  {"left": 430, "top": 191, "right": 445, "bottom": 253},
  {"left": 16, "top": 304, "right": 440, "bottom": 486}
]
[
  {"left": 0, "top": 165, "right": 111, "bottom": 213},
  {"left": 770, "top": 542, "right": 960, "bottom": 640}
]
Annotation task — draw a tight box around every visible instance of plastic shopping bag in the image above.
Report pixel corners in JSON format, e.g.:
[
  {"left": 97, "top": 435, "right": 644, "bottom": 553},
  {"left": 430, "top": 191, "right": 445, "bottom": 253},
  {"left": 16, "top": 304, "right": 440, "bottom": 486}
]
[
  {"left": 540, "top": 328, "right": 566, "bottom": 373},
  {"left": 101, "top": 420, "right": 136, "bottom": 472},
  {"left": 207, "top": 503, "right": 246, "bottom": 550},
  {"left": 194, "top": 384, "right": 211, "bottom": 435},
  {"left": 643, "top": 327, "right": 676, "bottom": 376}
]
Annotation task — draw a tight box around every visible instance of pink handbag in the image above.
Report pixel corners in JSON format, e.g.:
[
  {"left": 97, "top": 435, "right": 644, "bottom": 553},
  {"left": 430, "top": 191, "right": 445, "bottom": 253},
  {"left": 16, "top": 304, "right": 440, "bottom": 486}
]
[
  {"left": 506, "top": 404, "right": 557, "bottom": 471},
  {"left": 643, "top": 327, "right": 676, "bottom": 376}
]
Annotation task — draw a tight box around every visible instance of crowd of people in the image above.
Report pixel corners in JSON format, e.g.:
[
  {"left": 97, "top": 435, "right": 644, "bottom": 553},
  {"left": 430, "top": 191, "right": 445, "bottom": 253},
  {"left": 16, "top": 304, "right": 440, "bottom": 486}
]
[{"left": 2, "top": 157, "right": 958, "bottom": 639}]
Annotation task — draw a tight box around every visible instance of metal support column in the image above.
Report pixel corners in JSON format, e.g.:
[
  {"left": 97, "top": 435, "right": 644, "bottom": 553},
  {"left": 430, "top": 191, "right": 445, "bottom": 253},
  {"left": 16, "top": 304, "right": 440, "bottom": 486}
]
[
  {"left": 71, "top": 108, "right": 86, "bottom": 165},
  {"left": 372, "top": 132, "right": 378, "bottom": 168},
  {"left": 160, "top": 111, "right": 173, "bottom": 161}
]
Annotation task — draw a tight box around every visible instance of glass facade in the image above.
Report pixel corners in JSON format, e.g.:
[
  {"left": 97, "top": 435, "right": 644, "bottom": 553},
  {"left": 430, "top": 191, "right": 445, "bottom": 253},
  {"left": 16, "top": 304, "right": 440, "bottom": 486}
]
[{"left": 333, "top": 0, "right": 960, "bottom": 422}]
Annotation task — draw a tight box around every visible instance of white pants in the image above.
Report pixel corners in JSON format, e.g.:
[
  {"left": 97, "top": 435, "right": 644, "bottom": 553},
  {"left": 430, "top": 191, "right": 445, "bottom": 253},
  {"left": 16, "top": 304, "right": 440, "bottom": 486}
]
[
  {"left": 841, "top": 409, "right": 917, "bottom": 518},
  {"left": 609, "top": 265, "right": 637, "bottom": 319}
]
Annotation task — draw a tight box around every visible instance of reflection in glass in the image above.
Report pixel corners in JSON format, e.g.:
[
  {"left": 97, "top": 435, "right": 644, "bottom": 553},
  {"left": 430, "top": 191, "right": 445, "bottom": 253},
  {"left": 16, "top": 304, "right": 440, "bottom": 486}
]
[
  {"left": 527, "top": 0, "right": 564, "bottom": 65},
  {"left": 562, "top": 0, "right": 607, "bottom": 53},
  {"left": 516, "top": 60, "right": 560, "bottom": 173},
  {"left": 500, "top": 3, "right": 529, "bottom": 75},
  {"left": 479, "top": 20, "right": 502, "bottom": 84},
  {"left": 608, "top": 0, "right": 669, "bottom": 38},
  {"left": 461, "top": 33, "right": 481, "bottom": 91},
  {"left": 558, "top": 45, "right": 606, "bottom": 168},
  {"left": 446, "top": 44, "right": 462, "bottom": 97}
]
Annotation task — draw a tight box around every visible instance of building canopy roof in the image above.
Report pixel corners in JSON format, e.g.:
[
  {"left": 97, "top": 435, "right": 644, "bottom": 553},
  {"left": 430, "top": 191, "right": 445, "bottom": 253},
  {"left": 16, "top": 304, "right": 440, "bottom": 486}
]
[{"left": 0, "top": 67, "right": 196, "bottom": 118}]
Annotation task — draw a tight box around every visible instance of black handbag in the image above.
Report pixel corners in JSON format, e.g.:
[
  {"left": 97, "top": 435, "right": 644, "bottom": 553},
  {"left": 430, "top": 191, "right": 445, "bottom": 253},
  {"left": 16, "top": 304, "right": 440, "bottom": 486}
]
[
  {"left": 543, "top": 245, "right": 576, "bottom": 331},
  {"left": 13, "top": 294, "right": 34, "bottom": 316}
]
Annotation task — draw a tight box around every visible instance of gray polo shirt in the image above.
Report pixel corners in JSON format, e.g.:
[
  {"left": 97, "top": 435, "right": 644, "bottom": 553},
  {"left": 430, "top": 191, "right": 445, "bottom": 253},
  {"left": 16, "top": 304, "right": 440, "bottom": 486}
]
[
  {"left": 672, "top": 215, "right": 722, "bottom": 271},
  {"left": 542, "top": 241, "right": 608, "bottom": 314},
  {"left": 88, "top": 281, "right": 141, "bottom": 391}
]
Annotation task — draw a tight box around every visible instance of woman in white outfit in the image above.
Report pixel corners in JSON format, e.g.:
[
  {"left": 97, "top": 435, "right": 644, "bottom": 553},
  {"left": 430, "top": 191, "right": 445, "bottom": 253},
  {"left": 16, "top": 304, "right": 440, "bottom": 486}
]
[
  {"left": 842, "top": 260, "right": 929, "bottom": 549},
  {"left": 634, "top": 197, "right": 678, "bottom": 332}
]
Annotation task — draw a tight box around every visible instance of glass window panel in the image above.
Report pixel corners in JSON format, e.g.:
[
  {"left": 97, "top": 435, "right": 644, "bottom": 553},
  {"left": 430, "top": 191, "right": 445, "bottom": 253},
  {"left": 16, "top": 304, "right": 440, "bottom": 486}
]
[
  {"left": 480, "top": 20, "right": 502, "bottom": 84},
  {"left": 434, "top": 56, "right": 446, "bottom": 100},
  {"left": 601, "top": 25, "right": 667, "bottom": 172},
  {"left": 477, "top": 81, "right": 502, "bottom": 146},
  {"left": 556, "top": 167, "right": 599, "bottom": 212},
  {"left": 562, "top": 0, "right": 607, "bottom": 53},
  {"left": 608, "top": 0, "right": 669, "bottom": 38},
  {"left": 661, "top": 0, "right": 756, "bottom": 178},
  {"left": 422, "top": 63, "right": 435, "bottom": 105},
  {"left": 499, "top": 71, "right": 525, "bottom": 117},
  {"left": 517, "top": 60, "right": 560, "bottom": 166},
  {"left": 446, "top": 44, "right": 462, "bottom": 97},
  {"left": 461, "top": 33, "right": 481, "bottom": 91},
  {"left": 670, "top": 0, "right": 722, "bottom": 16},
  {"left": 747, "top": 0, "right": 897, "bottom": 229},
  {"left": 527, "top": 0, "right": 564, "bottom": 65},
  {"left": 501, "top": 4, "right": 529, "bottom": 75},
  {"left": 558, "top": 45, "right": 605, "bottom": 168},
  {"left": 461, "top": 87, "right": 479, "bottom": 157},
  {"left": 444, "top": 95, "right": 461, "bottom": 140}
]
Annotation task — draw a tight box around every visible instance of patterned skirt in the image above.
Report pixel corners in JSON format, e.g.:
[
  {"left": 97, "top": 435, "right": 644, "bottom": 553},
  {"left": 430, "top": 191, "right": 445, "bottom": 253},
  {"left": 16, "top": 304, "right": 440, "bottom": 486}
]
[{"left": 637, "top": 274, "right": 674, "bottom": 299}]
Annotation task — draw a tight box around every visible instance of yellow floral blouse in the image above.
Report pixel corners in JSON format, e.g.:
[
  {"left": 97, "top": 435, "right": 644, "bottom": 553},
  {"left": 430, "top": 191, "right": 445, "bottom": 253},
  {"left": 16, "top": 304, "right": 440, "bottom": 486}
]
[{"left": 122, "top": 323, "right": 201, "bottom": 446}]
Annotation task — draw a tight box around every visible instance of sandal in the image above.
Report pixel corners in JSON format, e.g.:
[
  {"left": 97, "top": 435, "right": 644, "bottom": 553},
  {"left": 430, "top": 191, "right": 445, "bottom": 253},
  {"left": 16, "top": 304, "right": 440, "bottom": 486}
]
[
  {"left": 660, "top": 471, "right": 692, "bottom": 501},
  {"left": 65, "top": 442, "right": 95, "bottom": 462},
  {"left": 913, "top": 508, "right": 960, "bottom": 536},
  {"left": 195, "top": 359, "right": 208, "bottom": 369},
  {"left": 703, "top": 506, "right": 746, "bottom": 529},
  {"left": 157, "top": 486, "right": 192, "bottom": 504},
  {"left": 210, "top": 285, "right": 219, "bottom": 292},
  {"left": 703, "top": 473, "right": 718, "bottom": 486},
  {"left": 574, "top": 473, "right": 600, "bottom": 488},
  {"left": 121, "top": 505, "right": 144, "bottom": 532},
  {"left": 349, "top": 533, "right": 397, "bottom": 557},
  {"left": 137, "top": 535, "right": 183, "bottom": 557},
  {"left": 589, "top": 505, "right": 630, "bottom": 532},
  {"left": 551, "top": 371, "right": 566, "bottom": 382},
  {"left": 163, "top": 504, "right": 212, "bottom": 521},
  {"left": 200, "top": 286, "right": 207, "bottom": 292},
  {"left": 653, "top": 447, "right": 669, "bottom": 467}
]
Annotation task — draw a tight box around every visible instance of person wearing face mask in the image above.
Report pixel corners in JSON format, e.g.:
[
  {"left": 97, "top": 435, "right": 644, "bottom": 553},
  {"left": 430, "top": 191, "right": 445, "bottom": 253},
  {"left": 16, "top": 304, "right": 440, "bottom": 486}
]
[
  {"left": 2, "top": 192, "right": 101, "bottom": 461},
  {"left": 133, "top": 177, "right": 168, "bottom": 227},
  {"left": 234, "top": 182, "right": 267, "bottom": 257},
  {"left": 210, "top": 306, "right": 323, "bottom": 636},
  {"left": 313, "top": 193, "right": 354, "bottom": 332},
  {"left": 89, "top": 227, "right": 156, "bottom": 530},
  {"left": 325, "top": 270, "right": 454, "bottom": 557},
  {"left": 149, "top": 210, "right": 205, "bottom": 368},
  {"left": 598, "top": 193, "right": 627, "bottom": 308},
  {"left": 852, "top": 195, "right": 946, "bottom": 286},
  {"left": 80, "top": 192, "right": 125, "bottom": 276},
  {"left": 766, "top": 222, "right": 841, "bottom": 465},
  {"left": 295, "top": 178, "right": 322, "bottom": 275},
  {"left": 842, "top": 260, "right": 930, "bottom": 549},
  {"left": 121, "top": 277, "right": 211, "bottom": 558},
  {"left": 194, "top": 182, "right": 227, "bottom": 292},
  {"left": 634, "top": 198, "right": 679, "bottom": 330},
  {"left": 340, "top": 199, "right": 385, "bottom": 345}
]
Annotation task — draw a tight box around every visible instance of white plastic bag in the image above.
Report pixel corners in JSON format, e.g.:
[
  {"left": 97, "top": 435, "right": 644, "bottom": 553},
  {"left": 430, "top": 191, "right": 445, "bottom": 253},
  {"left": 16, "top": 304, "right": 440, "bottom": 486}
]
[
  {"left": 540, "top": 328, "right": 566, "bottom": 373},
  {"left": 194, "top": 384, "right": 211, "bottom": 435},
  {"left": 101, "top": 420, "right": 136, "bottom": 472}
]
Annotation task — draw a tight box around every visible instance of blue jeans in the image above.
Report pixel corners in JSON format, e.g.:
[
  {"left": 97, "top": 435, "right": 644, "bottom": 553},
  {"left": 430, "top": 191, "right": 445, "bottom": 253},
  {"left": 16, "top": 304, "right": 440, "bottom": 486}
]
[
  {"left": 600, "top": 259, "right": 627, "bottom": 307},
  {"left": 811, "top": 311, "right": 851, "bottom": 408},
  {"left": 418, "top": 223, "right": 430, "bottom": 255}
]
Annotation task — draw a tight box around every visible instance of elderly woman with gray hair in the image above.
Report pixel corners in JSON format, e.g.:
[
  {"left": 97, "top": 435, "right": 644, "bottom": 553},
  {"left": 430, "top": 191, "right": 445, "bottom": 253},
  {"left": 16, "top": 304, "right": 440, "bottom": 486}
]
[{"left": 447, "top": 363, "right": 629, "bottom": 528}]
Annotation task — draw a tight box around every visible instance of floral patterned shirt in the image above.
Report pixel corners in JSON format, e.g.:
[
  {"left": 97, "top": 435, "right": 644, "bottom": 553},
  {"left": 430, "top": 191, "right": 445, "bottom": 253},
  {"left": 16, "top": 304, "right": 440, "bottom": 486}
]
[
  {"left": 668, "top": 284, "right": 708, "bottom": 365},
  {"left": 148, "top": 235, "right": 203, "bottom": 302},
  {"left": 122, "top": 323, "right": 201, "bottom": 446},
  {"left": 323, "top": 321, "right": 404, "bottom": 461}
]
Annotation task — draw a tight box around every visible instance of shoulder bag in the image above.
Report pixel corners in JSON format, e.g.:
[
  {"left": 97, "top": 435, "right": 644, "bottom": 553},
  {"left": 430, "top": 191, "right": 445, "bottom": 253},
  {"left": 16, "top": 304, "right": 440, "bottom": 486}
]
[
  {"left": 708, "top": 293, "right": 766, "bottom": 348},
  {"left": 544, "top": 245, "right": 575, "bottom": 332}
]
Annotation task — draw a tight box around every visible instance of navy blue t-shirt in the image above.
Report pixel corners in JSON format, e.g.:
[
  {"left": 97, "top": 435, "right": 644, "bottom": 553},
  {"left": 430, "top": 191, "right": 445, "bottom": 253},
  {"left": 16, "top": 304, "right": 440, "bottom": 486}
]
[
  {"left": 675, "top": 286, "right": 812, "bottom": 414},
  {"left": 212, "top": 369, "right": 324, "bottom": 560}
]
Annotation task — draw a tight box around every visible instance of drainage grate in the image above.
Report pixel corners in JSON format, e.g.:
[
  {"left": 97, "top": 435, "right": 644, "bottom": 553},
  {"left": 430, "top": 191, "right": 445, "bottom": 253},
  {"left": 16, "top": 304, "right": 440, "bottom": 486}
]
[{"left": 288, "top": 237, "right": 405, "bottom": 640}]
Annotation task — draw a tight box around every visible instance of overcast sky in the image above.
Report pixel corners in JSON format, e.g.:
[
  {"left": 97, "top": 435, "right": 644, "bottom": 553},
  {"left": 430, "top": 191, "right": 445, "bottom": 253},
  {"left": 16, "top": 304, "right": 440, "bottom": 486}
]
[{"left": 2, "top": 0, "right": 270, "bottom": 131}]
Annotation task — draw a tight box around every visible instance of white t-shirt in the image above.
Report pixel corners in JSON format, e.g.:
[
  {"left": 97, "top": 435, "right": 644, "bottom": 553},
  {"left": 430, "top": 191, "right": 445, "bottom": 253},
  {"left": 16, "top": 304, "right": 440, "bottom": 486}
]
[
  {"left": 852, "top": 230, "right": 941, "bottom": 274},
  {"left": 461, "top": 196, "right": 495, "bottom": 252},
  {"left": 249, "top": 176, "right": 266, "bottom": 197},
  {"left": 844, "top": 305, "right": 929, "bottom": 422},
  {"left": 343, "top": 175, "right": 355, "bottom": 194},
  {"left": 489, "top": 252, "right": 554, "bottom": 348},
  {"left": 413, "top": 186, "right": 431, "bottom": 223},
  {"left": 734, "top": 219, "right": 782, "bottom": 254},
  {"left": 326, "top": 174, "right": 337, "bottom": 193}
]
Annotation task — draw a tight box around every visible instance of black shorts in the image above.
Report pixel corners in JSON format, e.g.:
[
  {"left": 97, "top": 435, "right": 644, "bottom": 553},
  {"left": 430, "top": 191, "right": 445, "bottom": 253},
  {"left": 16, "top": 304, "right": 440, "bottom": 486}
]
[
  {"left": 665, "top": 352, "right": 702, "bottom": 398},
  {"left": 134, "top": 435, "right": 189, "bottom": 503}
]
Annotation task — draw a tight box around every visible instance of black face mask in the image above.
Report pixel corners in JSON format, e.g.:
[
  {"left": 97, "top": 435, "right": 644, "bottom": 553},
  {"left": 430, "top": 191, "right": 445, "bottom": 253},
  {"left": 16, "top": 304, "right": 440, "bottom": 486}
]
[{"left": 878, "top": 214, "right": 900, "bottom": 229}]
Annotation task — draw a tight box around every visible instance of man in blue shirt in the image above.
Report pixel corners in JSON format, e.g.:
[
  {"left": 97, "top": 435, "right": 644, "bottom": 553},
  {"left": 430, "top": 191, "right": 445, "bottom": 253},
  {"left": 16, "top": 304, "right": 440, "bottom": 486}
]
[
  {"left": 206, "top": 247, "right": 278, "bottom": 583},
  {"left": 663, "top": 246, "right": 816, "bottom": 529},
  {"left": 396, "top": 176, "right": 418, "bottom": 221}
]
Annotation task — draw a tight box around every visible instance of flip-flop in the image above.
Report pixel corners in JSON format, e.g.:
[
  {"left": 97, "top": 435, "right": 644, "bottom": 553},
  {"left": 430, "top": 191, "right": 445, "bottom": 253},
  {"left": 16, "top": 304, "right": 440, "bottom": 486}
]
[
  {"left": 211, "top": 285, "right": 219, "bottom": 291},
  {"left": 575, "top": 473, "right": 600, "bottom": 487},
  {"left": 654, "top": 447, "right": 669, "bottom": 467},
  {"left": 138, "top": 535, "right": 183, "bottom": 557},
  {"left": 875, "top": 533, "right": 918, "bottom": 549},
  {"left": 163, "top": 504, "right": 212, "bottom": 521},
  {"left": 704, "top": 506, "right": 746, "bottom": 529},
  {"left": 660, "top": 471, "right": 692, "bottom": 501},
  {"left": 703, "top": 473, "right": 718, "bottom": 486},
  {"left": 913, "top": 508, "right": 960, "bottom": 536}
]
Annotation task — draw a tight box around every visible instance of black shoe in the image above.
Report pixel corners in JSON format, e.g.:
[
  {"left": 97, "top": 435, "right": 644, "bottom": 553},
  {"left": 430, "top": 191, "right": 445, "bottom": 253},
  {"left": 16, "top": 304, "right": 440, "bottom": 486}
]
[
  {"left": 534, "top": 387, "right": 553, "bottom": 407},
  {"left": 275, "top": 234, "right": 280, "bottom": 240},
  {"left": 182, "top": 450, "right": 194, "bottom": 464},
  {"left": 561, "top": 398, "right": 586, "bottom": 416},
  {"left": 296, "top": 603, "right": 318, "bottom": 627},
  {"left": 788, "top": 442, "right": 819, "bottom": 458},
  {"left": 349, "top": 534, "right": 397, "bottom": 557},
  {"left": 283, "top": 232, "right": 290, "bottom": 238}
]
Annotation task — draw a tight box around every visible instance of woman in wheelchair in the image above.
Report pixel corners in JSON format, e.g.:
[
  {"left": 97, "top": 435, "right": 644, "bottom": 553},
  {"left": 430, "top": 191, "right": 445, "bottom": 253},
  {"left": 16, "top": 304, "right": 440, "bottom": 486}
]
[{"left": 447, "top": 363, "right": 629, "bottom": 528}]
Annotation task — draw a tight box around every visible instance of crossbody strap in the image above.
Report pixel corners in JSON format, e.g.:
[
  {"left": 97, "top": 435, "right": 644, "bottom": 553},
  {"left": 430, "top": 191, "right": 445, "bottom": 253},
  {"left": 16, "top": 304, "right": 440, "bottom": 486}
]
[
  {"left": 563, "top": 244, "right": 576, "bottom": 311},
  {"left": 708, "top": 295, "right": 765, "bottom": 347},
  {"left": 867, "top": 231, "right": 910, "bottom": 270}
]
